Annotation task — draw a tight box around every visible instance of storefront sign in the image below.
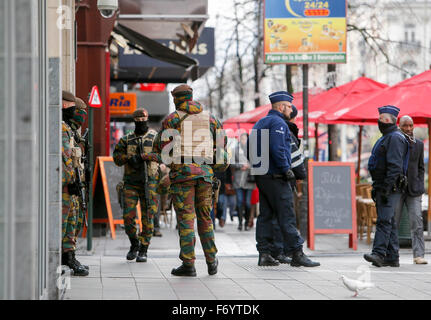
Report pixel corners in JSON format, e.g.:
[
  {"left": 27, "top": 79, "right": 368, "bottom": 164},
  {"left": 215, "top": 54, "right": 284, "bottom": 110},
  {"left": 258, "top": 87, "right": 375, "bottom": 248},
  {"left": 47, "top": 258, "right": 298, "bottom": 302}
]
[
  {"left": 109, "top": 92, "right": 137, "bottom": 115},
  {"left": 264, "top": 0, "right": 347, "bottom": 64}
]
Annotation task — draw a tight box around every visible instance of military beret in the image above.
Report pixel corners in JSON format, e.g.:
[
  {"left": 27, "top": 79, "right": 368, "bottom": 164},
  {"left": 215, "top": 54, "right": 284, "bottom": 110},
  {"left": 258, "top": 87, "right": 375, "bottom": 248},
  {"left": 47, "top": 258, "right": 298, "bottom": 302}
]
[
  {"left": 378, "top": 105, "right": 400, "bottom": 117},
  {"left": 75, "top": 97, "right": 87, "bottom": 110},
  {"left": 171, "top": 84, "right": 193, "bottom": 97},
  {"left": 62, "top": 90, "right": 76, "bottom": 102},
  {"left": 132, "top": 108, "right": 148, "bottom": 118},
  {"left": 269, "top": 91, "right": 293, "bottom": 103}
]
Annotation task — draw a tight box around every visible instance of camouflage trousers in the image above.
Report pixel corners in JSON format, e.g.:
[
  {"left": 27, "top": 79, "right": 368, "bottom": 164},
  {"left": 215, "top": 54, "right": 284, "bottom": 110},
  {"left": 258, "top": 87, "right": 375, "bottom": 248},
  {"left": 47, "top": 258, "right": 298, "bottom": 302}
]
[
  {"left": 170, "top": 179, "right": 217, "bottom": 266},
  {"left": 123, "top": 179, "right": 158, "bottom": 246},
  {"left": 74, "top": 206, "right": 85, "bottom": 240},
  {"left": 62, "top": 192, "right": 79, "bottom": 252}
]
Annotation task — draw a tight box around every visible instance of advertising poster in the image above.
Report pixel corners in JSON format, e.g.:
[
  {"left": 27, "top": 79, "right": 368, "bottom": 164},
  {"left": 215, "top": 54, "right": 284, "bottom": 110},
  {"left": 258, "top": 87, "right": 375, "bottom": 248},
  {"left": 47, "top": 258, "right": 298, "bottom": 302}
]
[{"left": 264, "top": 0, "right": 347, "bottom": 64}]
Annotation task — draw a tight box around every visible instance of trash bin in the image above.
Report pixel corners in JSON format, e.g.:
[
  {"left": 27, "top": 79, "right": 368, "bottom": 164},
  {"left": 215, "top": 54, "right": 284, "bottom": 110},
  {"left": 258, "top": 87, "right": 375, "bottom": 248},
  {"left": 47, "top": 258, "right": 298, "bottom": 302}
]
[{"left": 398, "top": 204, "right": 412, "bottom": 248}]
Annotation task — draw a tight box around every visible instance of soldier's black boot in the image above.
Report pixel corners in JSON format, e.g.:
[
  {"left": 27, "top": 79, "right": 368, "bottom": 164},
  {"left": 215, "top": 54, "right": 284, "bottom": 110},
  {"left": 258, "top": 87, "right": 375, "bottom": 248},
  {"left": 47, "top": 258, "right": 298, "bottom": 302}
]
[
  {"left": 291, "top": 250, "right": 320, "bottom": 267},
  {"left": 258, "top": 253, "right": 280, "bottom": 266},
  {"left": 61, "top": 252, "right": 69, "bottom": 266},
  {"left": 127, "top": 238, "right": 140, "bottom": 261},
  {"left": 136, "top": 244, "right": 148, "bottom": 263},
  {"left": 171, "top": 263, "right": 197, "bottom": 277},
  {"left": 66, "top": 251, "right": 89, "bottom": 276},
  {"left": 72, "top": 251, "right": 89, "bottom": 270},
  {"left": 207, "top": 258, "right": 218, "bottom": 275}
]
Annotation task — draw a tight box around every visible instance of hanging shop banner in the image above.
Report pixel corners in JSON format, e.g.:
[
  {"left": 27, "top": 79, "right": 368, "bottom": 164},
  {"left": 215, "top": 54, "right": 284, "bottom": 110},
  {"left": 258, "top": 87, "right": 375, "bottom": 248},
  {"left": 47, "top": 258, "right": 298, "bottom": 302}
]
[
  {"left": 264, "top": 0, "right": 347, "bottom": 64},
  {"left": 109, "top": 92, "right": 137, "bottom": 116}
]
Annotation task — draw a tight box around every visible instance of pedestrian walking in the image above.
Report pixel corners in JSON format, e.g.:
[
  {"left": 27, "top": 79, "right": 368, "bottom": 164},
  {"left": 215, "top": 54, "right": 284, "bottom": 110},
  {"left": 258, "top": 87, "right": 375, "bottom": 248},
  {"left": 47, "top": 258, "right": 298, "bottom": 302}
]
[
  {"left": 394, "top": 115, "right": 427, "bottom": 264},
  {"left": 250, "top": 91, "right": 319, "bottom": 267},
  {"left": 153, "top": 84, "right": 228, "bottom": 277},
  {"left": 215, "top": 165, "right": 236, "bottom": 227},
  {"left": 232, "top": 133, "right": 255, "bottom": 231},
  {"left": 364, "top": 105, "right": 410, "bottom": 267},
  {"left": 113, "top": 108, "right": 160, "bottom": 263},
  {"left": 61, "top": 90, "right": 89, "bottom": 276}
]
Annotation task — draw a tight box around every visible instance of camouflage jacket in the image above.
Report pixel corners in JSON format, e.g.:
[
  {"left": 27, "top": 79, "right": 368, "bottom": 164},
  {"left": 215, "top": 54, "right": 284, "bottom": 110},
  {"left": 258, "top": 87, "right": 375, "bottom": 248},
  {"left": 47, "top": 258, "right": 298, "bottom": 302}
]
[
  {"left": 153, "top": 100, "right": 229, "bottom": 184},
  {"left": 113, "top": 129, "right": 160, "bottom": 186},
  {"left": 62, "top": 121, "right": 76, "bottom": 191}
]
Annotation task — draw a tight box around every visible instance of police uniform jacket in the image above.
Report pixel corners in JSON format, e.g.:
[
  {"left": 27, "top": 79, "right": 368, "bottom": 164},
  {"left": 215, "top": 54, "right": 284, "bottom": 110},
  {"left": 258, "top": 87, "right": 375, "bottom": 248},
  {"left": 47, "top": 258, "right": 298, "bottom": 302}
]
[
  {"left": 368, "top": 125, "right": 409, "bottom": 193},
  {"left": 252, "top": 109, "right": 291, "bottom": 175}
]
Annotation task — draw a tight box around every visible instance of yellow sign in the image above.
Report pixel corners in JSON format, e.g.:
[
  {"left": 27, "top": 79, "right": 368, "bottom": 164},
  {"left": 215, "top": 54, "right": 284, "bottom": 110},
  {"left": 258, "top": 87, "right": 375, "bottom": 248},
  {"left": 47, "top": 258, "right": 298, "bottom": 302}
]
[{"left": 264, "top": 0, "right": 347, "bottom": 64}]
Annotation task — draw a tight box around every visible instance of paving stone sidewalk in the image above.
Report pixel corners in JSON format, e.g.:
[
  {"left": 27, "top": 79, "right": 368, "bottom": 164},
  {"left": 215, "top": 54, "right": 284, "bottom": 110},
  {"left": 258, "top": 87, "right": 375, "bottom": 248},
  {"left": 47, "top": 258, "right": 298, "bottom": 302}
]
[{"left": 64, "top": 217, "right": 431, "bottom": 300}]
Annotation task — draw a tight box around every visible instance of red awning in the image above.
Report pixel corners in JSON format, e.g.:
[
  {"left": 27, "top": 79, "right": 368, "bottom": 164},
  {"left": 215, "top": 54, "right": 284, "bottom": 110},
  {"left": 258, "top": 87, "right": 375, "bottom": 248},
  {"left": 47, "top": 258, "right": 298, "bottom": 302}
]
[
  {"left": 314, "top": 77, "right": 388, "bottom": 124},
  {"left": 325, "top": 70, "right": 431, "bottom": 124},
  {"left": 223, "top": 121, "right": 324, "bottom": 139},
  {"left": 223, "top": 77, "right": 387, "bottom": 127}
]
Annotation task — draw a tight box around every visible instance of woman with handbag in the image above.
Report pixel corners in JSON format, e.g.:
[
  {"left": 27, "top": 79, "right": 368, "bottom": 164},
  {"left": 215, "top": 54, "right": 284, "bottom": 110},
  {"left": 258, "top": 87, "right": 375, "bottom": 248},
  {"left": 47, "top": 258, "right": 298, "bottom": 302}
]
[{"left": 232, "top": 133, "right": 256, "bottom": 231}]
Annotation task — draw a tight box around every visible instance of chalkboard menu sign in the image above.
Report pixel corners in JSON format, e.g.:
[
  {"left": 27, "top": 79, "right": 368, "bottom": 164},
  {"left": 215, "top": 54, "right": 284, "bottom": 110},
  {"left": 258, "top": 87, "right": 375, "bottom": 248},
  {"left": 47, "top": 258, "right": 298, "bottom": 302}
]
[
  {"left": 308, "top": 162, "right": 357, "bottom": 250},
  {"left": 87, "top": 157, "right": 143, "bottom": 239}
]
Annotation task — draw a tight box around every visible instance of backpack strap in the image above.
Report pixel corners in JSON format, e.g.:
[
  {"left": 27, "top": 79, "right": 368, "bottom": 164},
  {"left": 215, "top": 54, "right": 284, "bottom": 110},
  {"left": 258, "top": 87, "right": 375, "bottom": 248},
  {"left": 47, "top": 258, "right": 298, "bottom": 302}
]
[{"left": 175, "top": 110, "right": 190, "bottom": 130}]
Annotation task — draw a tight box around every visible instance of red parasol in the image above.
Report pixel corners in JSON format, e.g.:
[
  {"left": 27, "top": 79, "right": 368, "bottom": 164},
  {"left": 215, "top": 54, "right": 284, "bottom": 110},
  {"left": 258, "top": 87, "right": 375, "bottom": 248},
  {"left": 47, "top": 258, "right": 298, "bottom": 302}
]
[{"left": 325, "top": 70, "right": 431, "bottom": 124}]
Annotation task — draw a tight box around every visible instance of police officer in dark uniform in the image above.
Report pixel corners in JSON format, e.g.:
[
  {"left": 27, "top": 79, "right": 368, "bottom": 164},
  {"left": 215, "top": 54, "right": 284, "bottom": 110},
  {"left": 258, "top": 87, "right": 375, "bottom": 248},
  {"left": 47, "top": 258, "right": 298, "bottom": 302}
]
[
  {"left": 250, "top": 91, "right": 319, "bottom": 267},
  {"left": 364, "top": 105, "right": 409, "bottom": 267}
]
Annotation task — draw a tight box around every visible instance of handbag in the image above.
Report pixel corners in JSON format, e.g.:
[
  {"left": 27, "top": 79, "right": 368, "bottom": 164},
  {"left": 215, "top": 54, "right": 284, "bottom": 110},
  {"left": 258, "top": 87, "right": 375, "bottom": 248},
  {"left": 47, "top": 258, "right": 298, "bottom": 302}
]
[
  {"left": 246, "top": 174, "right": 256, "bottom": 183},
  {"left": 224, "top": 183, "right": 236, "bottom": 195}
]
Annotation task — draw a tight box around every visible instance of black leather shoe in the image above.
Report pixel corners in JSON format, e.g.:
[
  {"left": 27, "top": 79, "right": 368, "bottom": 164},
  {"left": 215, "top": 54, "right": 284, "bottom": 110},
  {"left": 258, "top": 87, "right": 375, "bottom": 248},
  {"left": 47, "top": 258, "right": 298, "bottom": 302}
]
[
  {"left": 373, "top": 259, "right": 400, "bottom": 267},
  {"left": 274, "top": 254, "right": 292, "bottom": 264},
  {"left": 291, "top": 250, "right": 320, "bottom": 267},
  {"left": 238, "top": 224, "right": 242, "bottom": 231},
  {"left": 207, "top": 258, "right": 218, "bottom": 275},
  {"left": 136, "top": 244, "right": 148, "bottom": 263},
  {"left": 364, "top": 253, "right": 384, "bottom": 267},
  {"left": 258, "top": 253, "right": 280, "bottom": 266},
  {"left": 126, "top": 238, "right": 140, "bottom": 261},
  {"left": 171, "top": 263, "right": 197, "bottom": 277}
]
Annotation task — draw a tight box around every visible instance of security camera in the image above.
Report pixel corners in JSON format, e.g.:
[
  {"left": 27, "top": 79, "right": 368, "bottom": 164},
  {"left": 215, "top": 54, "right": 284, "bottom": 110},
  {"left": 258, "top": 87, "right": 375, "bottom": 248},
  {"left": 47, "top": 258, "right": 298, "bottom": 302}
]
[{"left": 97, "top": 0, "right": 118, "bottom": 18}]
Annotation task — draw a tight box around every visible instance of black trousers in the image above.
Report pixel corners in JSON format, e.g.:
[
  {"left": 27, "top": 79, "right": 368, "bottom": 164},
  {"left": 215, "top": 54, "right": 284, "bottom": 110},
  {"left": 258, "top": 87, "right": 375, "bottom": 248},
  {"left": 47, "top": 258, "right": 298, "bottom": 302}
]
[
  {"left": 372, "top": 190, "right": 401, "bottom": 260},
  {"left": 255, "top": 176, "right": 304, "bottom": 254}
]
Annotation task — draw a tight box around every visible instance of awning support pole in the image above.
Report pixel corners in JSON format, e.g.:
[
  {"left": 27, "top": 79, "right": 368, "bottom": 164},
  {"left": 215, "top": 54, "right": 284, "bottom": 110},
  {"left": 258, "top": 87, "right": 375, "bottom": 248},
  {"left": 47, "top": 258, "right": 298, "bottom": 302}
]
[{"left": 356, "top": 125, "right": 363, "bottom": 184}]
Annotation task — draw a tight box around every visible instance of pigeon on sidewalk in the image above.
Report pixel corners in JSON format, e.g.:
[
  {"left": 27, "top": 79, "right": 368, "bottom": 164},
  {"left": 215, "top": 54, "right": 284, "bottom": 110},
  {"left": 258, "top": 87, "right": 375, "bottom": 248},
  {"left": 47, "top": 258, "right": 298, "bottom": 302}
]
[{"left": 340, "top": 275, "right": 375, "bottom": 297}]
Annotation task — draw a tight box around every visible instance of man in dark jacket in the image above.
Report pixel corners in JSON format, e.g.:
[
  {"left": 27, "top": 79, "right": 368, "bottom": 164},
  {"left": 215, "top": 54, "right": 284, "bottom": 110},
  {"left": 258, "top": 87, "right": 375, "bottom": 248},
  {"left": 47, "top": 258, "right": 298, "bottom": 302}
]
[
  {"left": 394, "top": 116, "right": 427, "bottom": 264},
  {"left": 270, "top": 105, "right": 306, "bottom": 263},
  {"left": 364, "top": 105, "right": 409, "bottom": 267},
  {"left": 250, "top": 91, "right": 319, "bottom": 267}
]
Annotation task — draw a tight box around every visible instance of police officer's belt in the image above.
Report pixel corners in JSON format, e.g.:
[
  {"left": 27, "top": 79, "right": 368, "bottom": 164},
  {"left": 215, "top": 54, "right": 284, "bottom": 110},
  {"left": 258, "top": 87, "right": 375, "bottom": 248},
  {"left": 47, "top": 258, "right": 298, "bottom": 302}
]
[{"left": 260, "top": 174, "right": 285, "bottom": 180}]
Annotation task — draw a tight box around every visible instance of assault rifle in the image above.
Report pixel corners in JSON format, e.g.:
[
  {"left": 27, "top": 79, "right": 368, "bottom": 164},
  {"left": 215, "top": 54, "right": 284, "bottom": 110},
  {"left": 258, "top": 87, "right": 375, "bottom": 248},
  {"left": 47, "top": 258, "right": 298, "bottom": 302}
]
[
  {"left": 129, "top": 136, "right": 150, "bottom": 212},
  {"left": 76, "top": 128, "right": 90, "bottom": 227}
]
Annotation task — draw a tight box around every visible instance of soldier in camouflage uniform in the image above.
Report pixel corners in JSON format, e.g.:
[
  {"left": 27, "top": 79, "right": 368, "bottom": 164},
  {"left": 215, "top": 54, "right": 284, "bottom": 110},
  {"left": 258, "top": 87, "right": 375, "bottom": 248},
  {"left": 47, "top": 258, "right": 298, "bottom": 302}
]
[
  {"left": 113, "top": 108, "right": 160, "bottom": 263},
  {"left": 69, "top": 97, "right": 90, "bottom": 271},
  {"left": 153, "top": 84, "right": 228, "bottom": 277},
  {"left": 61, "top": 90, "right": 89, "bottom": 276}
]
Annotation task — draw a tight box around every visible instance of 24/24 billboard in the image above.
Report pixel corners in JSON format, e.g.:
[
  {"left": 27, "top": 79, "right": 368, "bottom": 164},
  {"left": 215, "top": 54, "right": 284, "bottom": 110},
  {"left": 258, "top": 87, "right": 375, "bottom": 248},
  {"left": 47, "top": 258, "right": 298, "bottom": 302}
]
[{"left": 264, "top": 0, "right": 347, "bottom": 64}]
